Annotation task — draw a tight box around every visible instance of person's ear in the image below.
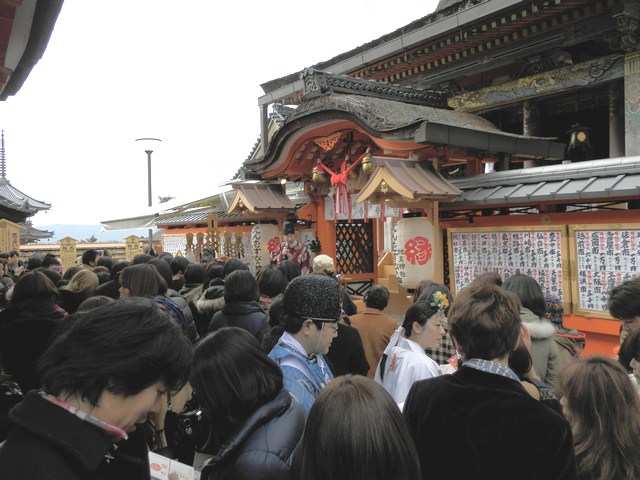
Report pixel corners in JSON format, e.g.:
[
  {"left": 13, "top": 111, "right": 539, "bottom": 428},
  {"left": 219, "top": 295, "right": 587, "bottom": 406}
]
[
  {"left": 412, "top": 321, "right": 422, "bottom": 336},
  {"left": 301, "top": 319, "right": 314, "bottom": 336},
  {"left": 451, "top": 335, "right": 465, "bottom": 357}
]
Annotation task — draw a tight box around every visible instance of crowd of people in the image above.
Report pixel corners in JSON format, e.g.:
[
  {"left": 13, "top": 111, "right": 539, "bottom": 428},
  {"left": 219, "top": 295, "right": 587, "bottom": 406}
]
[{"left": 0, "top": 236, "right": 640, "bottom": 480}]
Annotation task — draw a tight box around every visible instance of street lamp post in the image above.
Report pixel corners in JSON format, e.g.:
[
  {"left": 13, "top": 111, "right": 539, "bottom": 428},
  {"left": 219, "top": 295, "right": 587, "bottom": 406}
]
[{"left": 135, "top": 137, "right": 162, "bottom": 254}]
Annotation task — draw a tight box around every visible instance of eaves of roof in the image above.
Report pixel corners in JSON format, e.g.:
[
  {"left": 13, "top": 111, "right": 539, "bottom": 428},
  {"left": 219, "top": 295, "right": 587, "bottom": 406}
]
[
  {"left": 247, "top": 92, "right": 565, "bottom": 174},
  {"left": 259, "top": 0, "right": 527, "bottom": 104},
  {"left": 1, "top": 0, "right": 64, "bottom": 101},
  {"left": 158, "top": 196, "right": 310, "bottom": 227},
  {"left": 0, "top": 178, "right": 51, "bottom": 213},
  {"left": 446, "top": 156, "right": 640, "bottom": 207}
]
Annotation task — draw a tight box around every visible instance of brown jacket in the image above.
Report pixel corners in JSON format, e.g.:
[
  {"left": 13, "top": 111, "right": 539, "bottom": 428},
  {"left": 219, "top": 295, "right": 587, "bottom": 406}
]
[{"left": 349, "top": 307, "right": 398, "bottom": 378}]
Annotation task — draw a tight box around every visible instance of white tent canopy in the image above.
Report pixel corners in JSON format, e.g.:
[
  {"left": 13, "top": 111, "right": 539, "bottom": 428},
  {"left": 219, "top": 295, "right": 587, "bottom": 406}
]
[{"left": 100, "top": 197, "right": 190, "bottom": 232}]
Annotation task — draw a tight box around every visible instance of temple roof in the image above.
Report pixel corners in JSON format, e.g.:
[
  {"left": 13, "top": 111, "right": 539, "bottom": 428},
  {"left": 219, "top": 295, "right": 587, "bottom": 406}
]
[
  {"left": 20, "top": 225, "right": 54, "bottom": 243},
  {"left": 245, "top": 88, "right": 564, "bottom": 177},
  {"left": 446, "top": 156, "right": 640, "bottom": 208},
  {"left": 0, "top": 132, "right": 51, "bottom": 220},
  {"left": 0, "top": 178, "right": 51, "bottom": 214},
  {"left": 1, "top": 0, "right": 64, "bottom": 101}
]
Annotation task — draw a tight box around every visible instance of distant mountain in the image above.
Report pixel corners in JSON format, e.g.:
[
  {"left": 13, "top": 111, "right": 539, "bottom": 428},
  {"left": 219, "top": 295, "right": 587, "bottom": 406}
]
[{"left": 33, "top": 224, "right": 153, "bottom": 244}]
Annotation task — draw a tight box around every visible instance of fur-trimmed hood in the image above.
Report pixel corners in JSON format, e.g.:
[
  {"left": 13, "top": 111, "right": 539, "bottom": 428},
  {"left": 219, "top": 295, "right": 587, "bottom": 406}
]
[
  {"left": 196, "top": 285, "right": 225, "bottom": 316},
  {"left": 520, "top": 307, "right": 556, "bottom": 340}
]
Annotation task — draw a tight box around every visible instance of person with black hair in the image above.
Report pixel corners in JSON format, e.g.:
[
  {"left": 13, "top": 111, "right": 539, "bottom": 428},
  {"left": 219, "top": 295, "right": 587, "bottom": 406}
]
[
  {"left": 148, "top": 258, "right": 199, "bottom": 344},
  {"left": 119, "top": 263, "right": 198, "bottom": 344},
  {"left": 80, "top": 249, "right": 101, "bottom": 268},
  {"left": 374, "top": 297, "right": 446, "bottom": 405},
  {"left": 0, "top": 271, "right": 68, "bottom": 393},
  {"left": 41, "top": 254, "right": 64, "bottom": 275},
  {"left": 0, "top": 298, "right": 192, "bottom": 479},
  {"left": 275, "top": 259, "right": 300, "bottom": 283},
  {"left": 608, "top": 277, "right": 640, "bottom": 357},
  {"left": 255, "top": 265, "right": 288, "bottom": 311},
  {"left": 95, "top": 260, "right": 130, "bottom": 300},
  {"left": 191, "top": 263, "right": 225, "bottom": 337},
  {"left": 503, "top": 274, "right": 560, "bottom": 393},
  {"left": 415, "top": 282, "right": 457, "bottom": 366},
  {"left": 169, "top": 256, "right": 191, "bottom": 291},
  {"left": 179, "top": 263, "right": 205, "bottom": 297},
  {"left": 350, "top": 285, "right": 398, "bottom": 378},
  {"left": 6, "top": 249, "right": 24, "bottom": 279},
  {"left": 208, "top": 270, "right": 269, "bottom": 343},
  {"left": 619, "top": 328, "right": 640, "bottom": 395},
  {"left": 268, "top": 275, "right": 340, "bottom": 414},
  {"left": 192, "top": 327, "right": 305, "bottom": 480},
  {"left": 270, "top": 221, "right": 312, "bottom": 276},
  {"left": 96, "top": 255, "right": 114, "bottom": 272}
]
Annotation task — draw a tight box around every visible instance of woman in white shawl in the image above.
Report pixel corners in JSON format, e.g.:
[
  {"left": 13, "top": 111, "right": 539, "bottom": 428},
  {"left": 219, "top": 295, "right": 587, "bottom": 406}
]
[{"left": 375, "top": 292, "right": 447, "bottom": 405}]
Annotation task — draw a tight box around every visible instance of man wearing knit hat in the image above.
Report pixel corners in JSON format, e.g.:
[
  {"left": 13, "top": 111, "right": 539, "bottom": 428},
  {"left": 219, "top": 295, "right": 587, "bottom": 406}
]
[{"left": 268, "top": 275, "right": 340, "bottom": 413}]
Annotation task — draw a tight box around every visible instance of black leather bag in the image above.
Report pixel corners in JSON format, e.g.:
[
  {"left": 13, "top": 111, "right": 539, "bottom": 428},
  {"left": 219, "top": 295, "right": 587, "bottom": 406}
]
[
  {"left": 0, "top": 378, "right": 23, "bottom": 442},
  {"left": 169, "top": 396, "right": 211, "bottom": 454}
]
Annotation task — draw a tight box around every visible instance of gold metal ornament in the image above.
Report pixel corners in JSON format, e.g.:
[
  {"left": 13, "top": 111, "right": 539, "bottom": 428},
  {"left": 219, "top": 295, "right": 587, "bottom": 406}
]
[{"left": 360, "top": 151, "right": 374, "bottom": 174}]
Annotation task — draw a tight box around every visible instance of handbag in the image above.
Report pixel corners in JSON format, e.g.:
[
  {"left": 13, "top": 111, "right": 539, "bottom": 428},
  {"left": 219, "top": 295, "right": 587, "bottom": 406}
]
[
  {"left": 0, "top": 377, "right": 23, "bottom": 442},
  {"left": 169, "top": 396, "right": 211, "bottom": 454}
]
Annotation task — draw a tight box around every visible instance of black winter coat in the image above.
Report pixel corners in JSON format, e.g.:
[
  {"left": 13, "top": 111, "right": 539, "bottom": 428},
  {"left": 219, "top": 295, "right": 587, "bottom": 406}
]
[
  {"left": 0, "top": 302, "right": 67, "bottom": 393},
  {"left": 404, "top": 366, "right": 577, "bottom": 480},
  {"left": 166, "top": 289, "right": 199, "bottom": 343},
  {"left": 325, "top": 322, "right": 370, "bottom": 377},
  {"left": 209, "top": 300, "right": 269, "bottom": 342},
  {"left": 201, "top": 389, "right": 305, "bottom": 480},
  {"left": 0, "top": 390, "right": 151, "bottom": 480}
]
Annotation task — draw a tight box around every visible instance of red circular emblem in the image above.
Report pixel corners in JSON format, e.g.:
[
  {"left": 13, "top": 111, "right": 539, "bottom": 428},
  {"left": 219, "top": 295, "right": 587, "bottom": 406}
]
[
  {"left": 267, "top": 236, "right": 280, "bottom": 253},
  {"left": 404, "top": 236, "right": 432, "bottom": 265}
]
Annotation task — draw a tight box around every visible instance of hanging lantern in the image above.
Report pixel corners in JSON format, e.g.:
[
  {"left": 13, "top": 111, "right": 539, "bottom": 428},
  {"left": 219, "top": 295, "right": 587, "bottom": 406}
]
[
  {"left": 361, "top": 151, "right": 374, "bottom": 174},
  {"left": 251, "top": 224, "right": 280, "bottom": 271},
  {"left": 392, "top": 217, "right": 435, "bottom": 289},
  {"left": 312, "top": 161, "right": 328, "bottom": 183}
]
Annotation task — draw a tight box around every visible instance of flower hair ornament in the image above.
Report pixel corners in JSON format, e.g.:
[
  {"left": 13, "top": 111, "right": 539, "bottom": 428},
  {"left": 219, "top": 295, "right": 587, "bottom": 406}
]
[{"left": 430, "top": 291, "right": 449, "bottom": 318}]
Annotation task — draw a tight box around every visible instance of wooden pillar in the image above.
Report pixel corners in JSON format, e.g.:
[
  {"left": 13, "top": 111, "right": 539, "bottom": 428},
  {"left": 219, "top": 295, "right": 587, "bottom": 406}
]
[
  {"left": 610, "top": 80, "right": 625, "bottom": 157},
  {"left": 59, "top": 237, "right": 78, "bottom": 273},
  {"left": 195, "top": 232, "right": 204, "bottom": 263},
  {"left": 185, "top": 233, "right": 195, "bottom": 261},
  {"left": 522, "top": 100, "right": 540, "bottom": 168},
  {"left": 206, "top": 214, "right": 220, "bottom": 258},
  {"left": 316, "top": 197, "right": 336, "bottom": 259},
  {"left": 624, "top": 52, "right": 640, "bottom": 156}
]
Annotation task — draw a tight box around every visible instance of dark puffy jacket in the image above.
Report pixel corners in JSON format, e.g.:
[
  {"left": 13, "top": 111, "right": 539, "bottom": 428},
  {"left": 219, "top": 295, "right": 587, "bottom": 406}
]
[
  {"left": 166, "top": 289, "right": 199, "bottom": 344},
  {"left": 0, "top": 303, "right": 67, "bottom": 393},
  {"left": 195, "top": 284, "right": 225, "bottom": 337},
  {"left": 201, "top": 390, "right": 305, "bottom": 480},
  {"left": 209, "top": 300, "right": 269, "bottom": 342},
  {"left": 0, "top": 390, "right": 151, "bottom": 479}
]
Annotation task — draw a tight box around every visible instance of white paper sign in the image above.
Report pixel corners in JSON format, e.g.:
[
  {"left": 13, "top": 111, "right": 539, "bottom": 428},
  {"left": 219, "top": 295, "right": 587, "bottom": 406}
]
[
  {"left": 324, "top": 196, "right": 401, "bottom": 221},
  {"left": 149, "top": 452, "right": 196, "bottom": 480}
]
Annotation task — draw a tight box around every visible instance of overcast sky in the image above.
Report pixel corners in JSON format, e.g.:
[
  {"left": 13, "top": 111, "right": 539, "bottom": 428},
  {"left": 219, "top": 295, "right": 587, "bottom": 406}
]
[{"left": 2, "top": 0, "right": 438, "bottom": 229}]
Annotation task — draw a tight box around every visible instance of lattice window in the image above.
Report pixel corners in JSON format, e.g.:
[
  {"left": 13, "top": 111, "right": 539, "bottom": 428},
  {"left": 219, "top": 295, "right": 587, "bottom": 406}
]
[{"left": 335, "top": 221, "right": 374, "bottom": 274}]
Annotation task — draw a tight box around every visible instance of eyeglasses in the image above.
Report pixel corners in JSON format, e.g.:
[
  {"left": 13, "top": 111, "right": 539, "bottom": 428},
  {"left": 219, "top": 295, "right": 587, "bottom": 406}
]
[
  {"left": 311, "top": 320, "right": 339, "bottom": 333},
  {"left": 324, "top": 323, "right": 339, "bottom": 333}
]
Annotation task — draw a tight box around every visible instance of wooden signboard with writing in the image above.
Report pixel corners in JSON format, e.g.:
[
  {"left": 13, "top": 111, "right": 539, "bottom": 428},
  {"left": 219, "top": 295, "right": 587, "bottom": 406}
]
[
  {"left": 568, "top": 224, "right": 640, "bottom": 319},
  {"left": 448, "top": 226, "right": 570, "bottom": 308}
]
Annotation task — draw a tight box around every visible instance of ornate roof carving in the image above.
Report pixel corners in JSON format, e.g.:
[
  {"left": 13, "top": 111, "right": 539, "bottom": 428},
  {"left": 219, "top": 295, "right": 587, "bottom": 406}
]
[{"left": 301, "top": 68, "right": 448, "bottom": 108}]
